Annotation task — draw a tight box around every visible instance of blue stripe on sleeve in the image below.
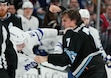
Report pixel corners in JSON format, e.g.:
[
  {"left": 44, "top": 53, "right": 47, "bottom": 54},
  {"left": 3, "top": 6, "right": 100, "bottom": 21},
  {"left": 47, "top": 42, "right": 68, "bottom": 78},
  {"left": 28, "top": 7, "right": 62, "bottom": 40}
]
[{"left": 64, "top": 48, "right": 77, "bottom": 63}]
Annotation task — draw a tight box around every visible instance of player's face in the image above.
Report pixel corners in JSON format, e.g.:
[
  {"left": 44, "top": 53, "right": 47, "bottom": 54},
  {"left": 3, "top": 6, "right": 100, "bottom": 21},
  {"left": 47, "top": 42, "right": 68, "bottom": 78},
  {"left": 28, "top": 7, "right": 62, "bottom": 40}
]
[
  {"left": 0, "top": 3, "right": 8, "bottom": 17},
  {"left": 69, "top": 0, "right": 79, "bottom": 9},
  {"left": 62, "top": 14, "right": 76, "bottom": 29},
  {"left": 23, "top": 8, "right": 33, "bottom": 17},
  {"left": 16, "top": 43, "right": 25, "bottom": 51},
  {"left": 8, "top": 5, "right": 16, "bottom": 14},
  {"left": 81, "top": 18, "right": 90, "bottom": 26}
]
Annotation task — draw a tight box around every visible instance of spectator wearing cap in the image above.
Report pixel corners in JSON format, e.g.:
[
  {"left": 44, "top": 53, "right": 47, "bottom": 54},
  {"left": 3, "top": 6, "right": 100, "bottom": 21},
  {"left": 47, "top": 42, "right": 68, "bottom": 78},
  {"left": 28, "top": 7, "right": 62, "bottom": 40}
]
[
  {"left": 19, "top": 1, "right": 39, "bottom": 31},
  {"left": 100, "top": 26, "right": 111, "bottom": 56},
  {"left": 100, "top": 4, "right": 111, "bottom": 33}
]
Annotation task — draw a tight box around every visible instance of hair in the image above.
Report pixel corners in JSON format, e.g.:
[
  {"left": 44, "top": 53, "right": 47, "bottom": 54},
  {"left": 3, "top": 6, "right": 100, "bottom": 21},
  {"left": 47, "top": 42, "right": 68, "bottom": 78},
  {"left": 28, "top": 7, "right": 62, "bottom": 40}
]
[
  {"left": 61, "top": 9, "right": 83, "bottom": 26},
  {"left": 106, "top": 4, "right": 111, "bottom": 8},
  {"left": 50, "top": 0, "right": 60, "bottom": 3}
]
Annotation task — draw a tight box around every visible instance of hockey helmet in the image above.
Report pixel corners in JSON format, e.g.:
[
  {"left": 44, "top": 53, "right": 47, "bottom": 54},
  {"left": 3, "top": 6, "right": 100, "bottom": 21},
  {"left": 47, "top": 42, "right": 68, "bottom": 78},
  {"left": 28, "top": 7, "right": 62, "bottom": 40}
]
[
  {"left": 22, "top": 1, "right": 33, "bottom": 9},
  {"left": 79, "top": 9, "right": 90, "bottom": 19},
  {"left": 9, "top": 26, "right": 27, "bottom": 45}
]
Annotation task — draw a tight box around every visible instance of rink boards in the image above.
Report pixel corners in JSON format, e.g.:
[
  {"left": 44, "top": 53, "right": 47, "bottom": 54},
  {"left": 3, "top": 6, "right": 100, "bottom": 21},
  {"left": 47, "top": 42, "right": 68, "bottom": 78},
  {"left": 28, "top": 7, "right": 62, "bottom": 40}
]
[{"left": 16, "top": 62, "right": 111, "bottom": 78}]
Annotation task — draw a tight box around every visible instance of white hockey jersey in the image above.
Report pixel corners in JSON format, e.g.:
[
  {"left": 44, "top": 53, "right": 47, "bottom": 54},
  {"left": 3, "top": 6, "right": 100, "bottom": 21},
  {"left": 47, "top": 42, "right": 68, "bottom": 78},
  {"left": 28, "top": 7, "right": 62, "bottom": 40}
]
[
  {"left": 16, "top": 52, "right": 38, "bottom": 78},
  {"left": 19, "top": 15, "right": 39, "bottom": 31},
  {"left": 89, "top": 26, "right": 107, "bottom": 57}
]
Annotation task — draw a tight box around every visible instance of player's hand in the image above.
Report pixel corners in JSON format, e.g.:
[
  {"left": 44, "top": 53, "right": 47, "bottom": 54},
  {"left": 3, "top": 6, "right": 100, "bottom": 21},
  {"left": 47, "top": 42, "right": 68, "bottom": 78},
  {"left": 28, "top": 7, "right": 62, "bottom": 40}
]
[{"left": 34, "top": 55, "right": 48, "bottom": 63}]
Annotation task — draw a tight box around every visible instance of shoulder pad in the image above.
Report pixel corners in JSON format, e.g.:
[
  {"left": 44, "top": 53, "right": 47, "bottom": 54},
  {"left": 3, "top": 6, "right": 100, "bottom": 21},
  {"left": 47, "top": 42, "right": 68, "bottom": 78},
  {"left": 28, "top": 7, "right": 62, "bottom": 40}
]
[
  {"left": 82, "top": 27, "right": 90, "bottom": 35},
  {"left": 11, "top": 14, "right": 21, "bottom": 19},
  {"left": 15, "top": 15, "right": 21, "bottom": 18}
]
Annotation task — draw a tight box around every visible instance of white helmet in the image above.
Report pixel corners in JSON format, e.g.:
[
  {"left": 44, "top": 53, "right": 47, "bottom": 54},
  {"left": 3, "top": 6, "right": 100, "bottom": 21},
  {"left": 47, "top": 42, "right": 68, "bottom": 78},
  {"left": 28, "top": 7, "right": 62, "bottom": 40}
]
[
  {"left": 9, "top": 26, "right": 27, "bottom": 45},
  {"left": 22, "top": 1, "right": 33, "bottom": 9},
  {"left": 79, "top": 9, "right": 90, "bottom": 19}
]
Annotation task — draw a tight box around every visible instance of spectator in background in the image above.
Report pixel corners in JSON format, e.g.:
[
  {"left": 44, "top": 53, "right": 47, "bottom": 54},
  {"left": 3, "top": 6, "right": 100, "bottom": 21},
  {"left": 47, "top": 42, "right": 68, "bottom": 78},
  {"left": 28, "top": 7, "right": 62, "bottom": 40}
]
[
  {"left": 100, "top": 4, "right": 111, "bottom": 33},
  {"left": 84, "top": 0, "right": 97, "bottom": 28},
  {"left": 36, "top": 0, "right": 49, "bottom": 26},
  {"left": 100, "top": 4, "right": 111, "bottom": 55},
  {"left": 42, "top": 0, "right": 66, "bottom": 30},
  {"left": 102, "top": 0, "right": 110, "bottom": 6},
  {"left": 19, "top": 1, "right": 39, "bottom": 31},
  {"left": 67, "top": 0, "right": 80, "bottom": 10},
  {"left": 78, "top": 0, "right": 84, "bottom": 8},
  {"left": 100, "top": 26, "right": 111, "bottom": 56},
  {"left": 8, "top": 4, "right": 16, "bottom": 14}
]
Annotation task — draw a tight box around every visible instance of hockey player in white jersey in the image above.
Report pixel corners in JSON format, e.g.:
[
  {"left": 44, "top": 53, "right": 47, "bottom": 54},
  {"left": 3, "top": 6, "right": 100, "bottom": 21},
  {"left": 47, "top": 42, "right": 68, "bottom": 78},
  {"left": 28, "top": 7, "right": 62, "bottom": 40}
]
[
  {"left": 9, "top": 26, "right": 60, "bottom": 78},
  {"left": 79, "top": 9, "right": 107, "bottom": 57},
  {"left": 9, "top": 26, "right": 58, "bottom": 55}
]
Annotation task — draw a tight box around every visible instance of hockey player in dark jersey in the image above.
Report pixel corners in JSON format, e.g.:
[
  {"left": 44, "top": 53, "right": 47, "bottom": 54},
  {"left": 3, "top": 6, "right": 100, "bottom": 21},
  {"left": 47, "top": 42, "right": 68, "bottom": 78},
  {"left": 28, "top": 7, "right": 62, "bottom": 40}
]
[{"left": 34, "top": 9, "right": 107, "bottom": 78}]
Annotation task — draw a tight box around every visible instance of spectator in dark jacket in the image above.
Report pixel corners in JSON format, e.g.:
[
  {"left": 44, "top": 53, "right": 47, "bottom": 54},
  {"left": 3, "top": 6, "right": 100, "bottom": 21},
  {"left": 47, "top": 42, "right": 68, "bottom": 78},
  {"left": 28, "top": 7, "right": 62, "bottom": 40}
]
[{"left": 42, "top": 0, "right": 66, "bottom": 30}]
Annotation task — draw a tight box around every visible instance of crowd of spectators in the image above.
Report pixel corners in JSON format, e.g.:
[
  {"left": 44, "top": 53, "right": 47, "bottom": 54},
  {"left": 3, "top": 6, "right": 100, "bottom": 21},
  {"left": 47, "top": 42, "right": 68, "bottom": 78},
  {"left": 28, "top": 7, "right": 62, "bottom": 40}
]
[{"left": 7, "top": 0, "right": 111, "bottom": 30}]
